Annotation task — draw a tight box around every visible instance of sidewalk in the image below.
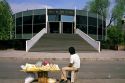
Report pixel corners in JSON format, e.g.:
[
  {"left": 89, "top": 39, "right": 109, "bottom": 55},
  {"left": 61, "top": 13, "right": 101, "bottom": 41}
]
[{"left": 0, "top": 49, "right": 125, "bottom": 61}]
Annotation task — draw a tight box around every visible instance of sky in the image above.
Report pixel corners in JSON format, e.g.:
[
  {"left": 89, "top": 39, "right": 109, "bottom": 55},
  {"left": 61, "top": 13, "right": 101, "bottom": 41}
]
[{"left": 7, "top": 0, "right": 89, "bottom": 13}]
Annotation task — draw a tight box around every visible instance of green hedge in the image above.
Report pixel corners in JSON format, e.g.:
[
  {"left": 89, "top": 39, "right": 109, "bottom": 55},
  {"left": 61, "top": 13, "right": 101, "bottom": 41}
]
[
  {"left": 101, "top": 26, "right": 125, "bottom": 50},
  {"left": 0, "top": 39, "right": 26, "bottom": 50}
]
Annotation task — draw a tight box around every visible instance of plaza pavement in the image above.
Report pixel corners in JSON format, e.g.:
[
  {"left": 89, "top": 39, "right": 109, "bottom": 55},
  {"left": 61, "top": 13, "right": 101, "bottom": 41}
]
[
  {"left": 0, "top": 49, "right": 125, "bottom": 83},
  {"left": 0, "top": 49, "right": 125, "bottom": 61}
]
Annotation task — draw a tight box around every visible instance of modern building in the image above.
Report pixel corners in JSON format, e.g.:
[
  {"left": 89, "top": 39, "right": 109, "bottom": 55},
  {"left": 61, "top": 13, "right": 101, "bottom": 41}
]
[
  {"left": 14, "top": 9, "right": 105, "bottom": 40},
  {"left": 13, "top": 9, "right": 106, "bottom": 52}
]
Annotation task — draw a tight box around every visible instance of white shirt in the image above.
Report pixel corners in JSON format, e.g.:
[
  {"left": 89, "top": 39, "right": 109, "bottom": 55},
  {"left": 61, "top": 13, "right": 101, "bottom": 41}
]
[{"left": 70, "top": 54, "right": 80, "bottom": 68}]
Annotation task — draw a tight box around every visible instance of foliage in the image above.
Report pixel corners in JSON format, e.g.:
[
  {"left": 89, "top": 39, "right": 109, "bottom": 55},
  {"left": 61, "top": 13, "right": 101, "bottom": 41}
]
[
  {"left": 88, "top": 0, "right": 109, "bottom": 18},
  {"left": 0, "top": 0, "right": 14, "bottom": 40},
  {"left": 86, "top": 0, "right": 125, "bottom": 28},
  {"left": 112, "top": 0, "right": 125, "bottom": 27},
  {"left": 107, "top": 26, "right": 124, "bottom": 47},
  {"left": 101, "top": 26, "right": 125, "bottom": 49}
]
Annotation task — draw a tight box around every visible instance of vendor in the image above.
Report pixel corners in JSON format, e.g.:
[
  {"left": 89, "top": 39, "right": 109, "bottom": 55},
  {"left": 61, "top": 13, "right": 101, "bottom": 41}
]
[{"left": 60, "top": 47, "right": 80, "bottom": 82}]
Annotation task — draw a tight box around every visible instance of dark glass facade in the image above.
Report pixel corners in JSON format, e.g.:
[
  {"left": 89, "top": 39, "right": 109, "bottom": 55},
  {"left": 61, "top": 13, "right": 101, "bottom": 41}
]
[
  {"left": 48, "top": 15, "right": 60, "bottom": 21},
  {"left": 61, "top": 15, "right": 74, "bottom": 22},
  {"left": 14, "top": 9, "right": 105, "bottom": 40},
  {"left": 33, "top": 15, "right": 46, "bottom": 34},
  {"left": 76, "top": 16, "right": 87, "bottom": 33}
]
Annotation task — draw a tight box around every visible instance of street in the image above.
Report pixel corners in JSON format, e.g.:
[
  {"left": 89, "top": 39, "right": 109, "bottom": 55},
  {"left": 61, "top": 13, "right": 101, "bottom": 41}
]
[{"left": 0, "top": 59, "right": 125, "bottom": 80}]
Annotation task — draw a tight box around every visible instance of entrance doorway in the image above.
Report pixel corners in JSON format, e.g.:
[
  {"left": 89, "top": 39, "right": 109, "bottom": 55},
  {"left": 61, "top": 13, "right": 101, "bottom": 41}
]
[
  {"left": 63, "top": 22, "right": 74, "bottom": 33},
  {"left": 49, "top": 22, "right": 59, "bottom": 33},
  {"left": 48, "top": 22, "right": 74, "bottom": 33}
]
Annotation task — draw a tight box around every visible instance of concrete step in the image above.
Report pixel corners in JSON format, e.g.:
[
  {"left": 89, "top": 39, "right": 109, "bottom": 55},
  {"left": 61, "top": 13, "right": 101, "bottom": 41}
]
[{"left": 29, "top": 34, "right": 97, "bottom": 52}]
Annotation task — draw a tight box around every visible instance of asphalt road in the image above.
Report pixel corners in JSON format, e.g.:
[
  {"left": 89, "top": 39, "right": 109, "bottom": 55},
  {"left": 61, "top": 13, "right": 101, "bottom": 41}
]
[{"left": 0, "top": 59, "right": 125, "bottom": 80}]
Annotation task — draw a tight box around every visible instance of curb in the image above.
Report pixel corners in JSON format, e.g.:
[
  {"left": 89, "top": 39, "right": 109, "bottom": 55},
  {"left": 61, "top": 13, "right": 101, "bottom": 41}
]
[{"left": 1, "top": 57, "right": 125, "bottom": 61}]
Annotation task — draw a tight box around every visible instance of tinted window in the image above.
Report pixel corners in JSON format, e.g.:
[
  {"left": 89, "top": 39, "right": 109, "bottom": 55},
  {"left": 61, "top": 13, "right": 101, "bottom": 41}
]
[
  {"left": 61, "top": 15, "right": 74, "bottom": 22},
  {"left": 48, "top": 15, "right": 60, "bottom": 21}
]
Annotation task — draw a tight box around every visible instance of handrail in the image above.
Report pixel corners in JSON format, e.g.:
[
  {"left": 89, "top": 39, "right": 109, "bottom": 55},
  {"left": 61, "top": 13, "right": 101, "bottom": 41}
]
[
  {"left": 76, "top": 29, "right": 100, "bottom": 52},
  {"left": 26, "top": 28, "right": 47, "bottom": 52}
]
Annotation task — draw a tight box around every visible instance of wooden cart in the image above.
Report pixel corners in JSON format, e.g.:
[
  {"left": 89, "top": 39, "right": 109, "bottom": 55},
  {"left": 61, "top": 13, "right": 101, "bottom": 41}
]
[{"left": 21, "top": 68, "right": 60, "bottom": 83}]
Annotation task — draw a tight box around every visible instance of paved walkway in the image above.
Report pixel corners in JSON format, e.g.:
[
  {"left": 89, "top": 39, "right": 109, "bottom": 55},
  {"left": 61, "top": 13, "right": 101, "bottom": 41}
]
[{"left": 0, "top": 49, "right": 125, "bottom": 61}]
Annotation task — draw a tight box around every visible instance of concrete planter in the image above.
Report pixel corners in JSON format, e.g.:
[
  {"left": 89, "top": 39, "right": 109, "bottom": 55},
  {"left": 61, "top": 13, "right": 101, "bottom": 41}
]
[
  {"left": 117, "top": 45, "right": 125, "bottom": 50},
  {"left": 110, "top": 45, "right": 125, "bottom": 50}
]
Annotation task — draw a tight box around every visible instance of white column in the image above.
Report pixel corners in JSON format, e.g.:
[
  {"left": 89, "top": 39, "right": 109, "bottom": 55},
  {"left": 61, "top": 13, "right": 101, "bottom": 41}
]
[
  {"left": 59, "top": 21, "right": 61, "bottom": 34},
  {"left": 74, "top": 8, "right": 76, "bottom": 33},
  {"left": 15, "top": 14, "right": 16, "bottom": 39},
  {"left": 46, "top": 8, "right": 48, "bottom": 33},
  {"left": 22, "top": 11, "right": 23, "bottom": 38},
  {"left": 32, "top": 10, "right": 34, "bottom": 37},
  {"left": 97, "top": 14, "right": 98, "bottom": 40}
]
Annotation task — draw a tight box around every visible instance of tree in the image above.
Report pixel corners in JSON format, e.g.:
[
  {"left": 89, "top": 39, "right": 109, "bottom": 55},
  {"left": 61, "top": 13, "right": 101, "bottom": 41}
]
[
  {"left": 87, "top": 0, "right": 109, "bottom": 19},
  {"left": 0, "top": 0, "right": 13, "bottom": 40},
  {"left": 107, "top": 26, "right": 124, "bottom": 49},
  {"left": 86, "top": 0, "right": 125, "bottom": 28},
  {"left": 112, "top": 0, "right": 125, "bottom": 27},
  {"left": 85, "top": 0, "right": 125, "bottom": 50}
]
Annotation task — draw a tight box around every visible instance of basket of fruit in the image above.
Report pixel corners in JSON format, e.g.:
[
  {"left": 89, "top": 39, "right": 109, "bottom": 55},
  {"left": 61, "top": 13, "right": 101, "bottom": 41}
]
[{"left": 21, "top": 60, "right": 60, "bottom": 72}]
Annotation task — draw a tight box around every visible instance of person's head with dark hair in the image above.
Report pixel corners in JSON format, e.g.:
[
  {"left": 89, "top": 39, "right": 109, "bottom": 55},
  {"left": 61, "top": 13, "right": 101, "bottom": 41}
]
[{"left": 68, "top": 47, "right": 75, "bottom": 55}]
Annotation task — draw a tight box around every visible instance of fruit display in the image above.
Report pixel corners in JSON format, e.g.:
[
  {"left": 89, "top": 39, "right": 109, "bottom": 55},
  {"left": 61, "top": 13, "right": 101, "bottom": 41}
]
[
  {"left": 21, "top": 63, "right": 40, "bottom": 72},
  {"left": 21, "top": 62, "right": 60, "bottom": 72},
  {"left": 39, "top": 64, "right": 60, "bottom": 71}
]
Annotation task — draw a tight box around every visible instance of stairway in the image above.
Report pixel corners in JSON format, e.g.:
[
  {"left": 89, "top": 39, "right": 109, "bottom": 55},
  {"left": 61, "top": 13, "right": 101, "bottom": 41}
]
[{"left": 29, "top": 34, "right": 97, "bottom": 52}]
